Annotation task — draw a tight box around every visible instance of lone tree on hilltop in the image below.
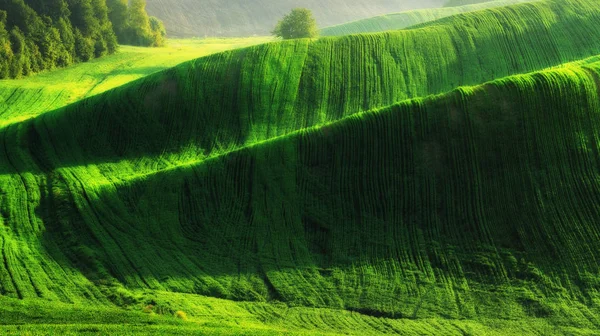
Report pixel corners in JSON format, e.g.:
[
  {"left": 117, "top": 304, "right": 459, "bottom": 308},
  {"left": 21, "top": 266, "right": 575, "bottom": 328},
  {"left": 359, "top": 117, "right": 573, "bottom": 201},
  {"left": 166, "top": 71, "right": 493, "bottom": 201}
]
[{"left": 272, "top": 8, "right": 318, "bottom": 40}]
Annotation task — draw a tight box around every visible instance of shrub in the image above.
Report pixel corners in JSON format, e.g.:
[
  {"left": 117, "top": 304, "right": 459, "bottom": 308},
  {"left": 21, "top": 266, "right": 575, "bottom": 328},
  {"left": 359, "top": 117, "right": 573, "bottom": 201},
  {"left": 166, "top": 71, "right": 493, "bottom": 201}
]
[
  {"left": 142, "top": 304, "right": 154, "bottom": 314},
  {"left": 149, "top": 16, "right": 165, "bottom": 47},
  {"left": 174, "top": 310, "right": 187, "bottom": 321}
]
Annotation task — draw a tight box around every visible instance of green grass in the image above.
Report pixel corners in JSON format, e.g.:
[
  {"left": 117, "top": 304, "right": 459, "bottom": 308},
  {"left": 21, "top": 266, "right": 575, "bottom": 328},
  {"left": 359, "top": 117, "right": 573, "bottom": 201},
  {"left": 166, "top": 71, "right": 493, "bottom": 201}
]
[
  {"left": 4, "top": 52, "right": 600, "bottom": 335},
  {"left": 321, "top": 0, "right": 535, "bottom": 36},
  {"left": 0, "top": 293, "right": 596, "bottom": 335},
  {"left": 0, "top": 37, "right": 271, "bottom": 126},
  {"left": 1, "top": 0, "right": 600, "bottom": 334},
  {"left": 11, "top": 0, "right": 598, "bottom": 181}
]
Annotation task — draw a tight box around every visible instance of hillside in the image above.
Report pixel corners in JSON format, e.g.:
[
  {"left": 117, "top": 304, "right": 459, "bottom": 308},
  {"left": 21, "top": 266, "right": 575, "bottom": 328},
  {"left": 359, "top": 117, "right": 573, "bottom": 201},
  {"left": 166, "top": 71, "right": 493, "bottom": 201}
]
[
  {"left": 145, "top": 0, "right": 446, "bottom": 37},
  {"left": 321, "top": 0, "right": 532, "bottom": 36},
  {"left": 2, "top": 53, "right": 600, "bottom": 335},
  {"left": 1, "top": 0, "right": 600, "bottom": 333},
  {"left": 0, "top": 37, "right": 270, "bottom": 125}
]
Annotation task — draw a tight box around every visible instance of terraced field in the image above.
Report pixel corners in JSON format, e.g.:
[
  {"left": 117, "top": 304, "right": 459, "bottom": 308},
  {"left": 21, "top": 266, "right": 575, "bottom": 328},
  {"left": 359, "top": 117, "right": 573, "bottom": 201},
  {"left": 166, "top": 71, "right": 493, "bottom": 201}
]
[
  {"left": 2, "top": 0, "right": 600, "bottom": 334},
  {"left": 321, "top": 0, "right": 534, "bottom": 36}
]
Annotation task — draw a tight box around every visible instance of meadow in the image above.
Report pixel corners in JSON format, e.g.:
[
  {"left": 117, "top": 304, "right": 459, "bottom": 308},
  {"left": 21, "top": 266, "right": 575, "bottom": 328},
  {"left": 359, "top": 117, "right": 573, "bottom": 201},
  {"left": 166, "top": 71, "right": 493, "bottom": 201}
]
[
  {"left": 0, "top": 37, "right": 271, "bottom": 126},
  {"left": 1, "top": 0, "right": 600, "bottom": 334}
]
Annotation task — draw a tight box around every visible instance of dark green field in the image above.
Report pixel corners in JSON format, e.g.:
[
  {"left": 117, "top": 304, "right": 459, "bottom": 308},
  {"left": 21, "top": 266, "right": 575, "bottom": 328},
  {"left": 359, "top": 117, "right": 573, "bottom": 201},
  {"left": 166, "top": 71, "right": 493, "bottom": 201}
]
[{"left": 1, "top": 0, "right": 600, "bottom": 334}]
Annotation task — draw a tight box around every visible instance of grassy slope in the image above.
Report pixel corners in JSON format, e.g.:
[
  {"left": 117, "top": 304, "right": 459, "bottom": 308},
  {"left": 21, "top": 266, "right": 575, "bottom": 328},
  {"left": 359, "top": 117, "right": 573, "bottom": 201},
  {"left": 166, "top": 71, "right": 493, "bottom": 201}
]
[
  {"left": 5, "top": 53, "right": 600, "bottom": 335},
  {"left": 145, "top": 0, "right": 445, "bottom": 37},
  {"left": 1, "top": 0, "right": 600, "bottom": 333},
  {"left": 0, "top": 37, "right": 271, "bottom": 126},
  {"left": 2, "top": 295, "right": 591, "bottom": 335},
  {"left": 14, "top": 0, "right": 599, "bottom": 178},
  {"left": 321, "top": 0, "right": 533, "bottom": 36}
]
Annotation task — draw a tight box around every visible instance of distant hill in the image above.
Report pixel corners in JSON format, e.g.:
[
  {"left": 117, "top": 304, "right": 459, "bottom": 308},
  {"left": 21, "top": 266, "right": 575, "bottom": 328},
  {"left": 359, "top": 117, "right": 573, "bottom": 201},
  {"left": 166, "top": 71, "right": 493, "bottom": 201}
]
[
  {"left": 444, "top": 0, "right": 497, "bottom": 6},
  {"left": 321, "top": 0, "right": 532, "bottom": 36},
  {"left": 145, "top": 0, "right": 447, "bottom": 37}
]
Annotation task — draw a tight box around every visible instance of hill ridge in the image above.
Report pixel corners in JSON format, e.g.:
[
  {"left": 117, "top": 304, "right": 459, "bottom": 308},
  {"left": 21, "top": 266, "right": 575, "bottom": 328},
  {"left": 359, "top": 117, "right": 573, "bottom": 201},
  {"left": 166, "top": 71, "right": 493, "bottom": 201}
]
[
  {"left": 88, "top": 55, "right": 600, "bottom": 187},
  {"left": 2, "top": 0, "right": 599, "bottom": 179},
  {"left": 321, "top": 0, "right": 535, "bottom": 36}
]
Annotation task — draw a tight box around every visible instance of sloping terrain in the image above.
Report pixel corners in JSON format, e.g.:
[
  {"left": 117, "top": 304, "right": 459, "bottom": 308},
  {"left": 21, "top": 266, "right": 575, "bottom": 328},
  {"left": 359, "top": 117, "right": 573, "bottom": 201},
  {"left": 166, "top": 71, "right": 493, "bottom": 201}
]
[
  {"left": 145, "top": 0, "right": 446, "bottom": 37},
  {"left": 0, "top": 37, "right": 270, "bottom": 126},
  {"left": 3, "top": 54, "right": 600, "bottom": 335},
  {"left": 1, "top": 0, "right": 600, "bottom": 334},
  {"left": 321, "top": 0, "right": 533, "bottom": 36}
]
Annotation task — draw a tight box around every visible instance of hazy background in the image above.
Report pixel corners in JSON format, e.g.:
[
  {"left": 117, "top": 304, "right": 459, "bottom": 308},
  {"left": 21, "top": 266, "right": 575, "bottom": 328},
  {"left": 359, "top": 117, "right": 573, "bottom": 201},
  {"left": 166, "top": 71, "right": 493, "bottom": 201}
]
[{"left": 145, "top": 0, "right": 447, "bottom": 37}]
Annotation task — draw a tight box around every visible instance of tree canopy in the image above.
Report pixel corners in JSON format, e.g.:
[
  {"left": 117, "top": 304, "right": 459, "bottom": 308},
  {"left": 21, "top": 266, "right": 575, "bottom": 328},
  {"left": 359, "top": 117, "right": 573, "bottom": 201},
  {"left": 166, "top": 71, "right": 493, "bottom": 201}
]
[
  {"left": 272, "top": 8, "right": 318, "bottom": 40},
  {"left": 0, "top": 0, "right": 166, "bottom": 79},
  {"left": 106, "top": 0, "right": 165, "bottom": 47}
]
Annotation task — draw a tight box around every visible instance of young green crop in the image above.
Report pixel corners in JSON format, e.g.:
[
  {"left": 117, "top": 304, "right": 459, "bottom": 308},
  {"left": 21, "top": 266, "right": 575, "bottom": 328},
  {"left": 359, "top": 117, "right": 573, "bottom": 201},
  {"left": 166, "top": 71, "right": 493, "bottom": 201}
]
[
  {"left": 12, "top": 0, "right": 599, "bottom": 177},
  {"left": 6, "top": 54, "right": 600, "bottom": 333},
  {"left": 1, "top": 0, "right": 600, "bottom": 334},
  {"left": 0, "top": 37, "right": 271, "bottom": 126}
]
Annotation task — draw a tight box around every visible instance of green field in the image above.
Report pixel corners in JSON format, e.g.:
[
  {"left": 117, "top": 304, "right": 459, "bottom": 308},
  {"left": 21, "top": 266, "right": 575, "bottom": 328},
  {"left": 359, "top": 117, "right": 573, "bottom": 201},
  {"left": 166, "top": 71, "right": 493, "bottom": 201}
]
[
  {"left": 321, "top": 0, "right": 534, "bottom": 36},
  {"left": 2, "top": 0, "right": 600, "bottom": 334},
  {"left": 0, "top": 37, "right": 271, "bottom": 126}
]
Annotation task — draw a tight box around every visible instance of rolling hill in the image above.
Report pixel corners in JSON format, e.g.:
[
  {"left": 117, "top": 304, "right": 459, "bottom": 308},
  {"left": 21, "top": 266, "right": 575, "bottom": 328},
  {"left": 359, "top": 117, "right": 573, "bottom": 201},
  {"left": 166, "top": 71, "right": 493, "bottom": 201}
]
[
  {"left": 0, "top": 37, "right": 270, "bottom": 126},
  {"left": 3, "top": 56, "right": 600, "bottom": 334},
  {"left": 1, "top": 0, "right": 600, "bottom": 334},
  {"left": 144, "top": 0, "right": 446, "bottom": 37},
  {"left": 321, "top": 0, "right": 533, "bottom": 36}
]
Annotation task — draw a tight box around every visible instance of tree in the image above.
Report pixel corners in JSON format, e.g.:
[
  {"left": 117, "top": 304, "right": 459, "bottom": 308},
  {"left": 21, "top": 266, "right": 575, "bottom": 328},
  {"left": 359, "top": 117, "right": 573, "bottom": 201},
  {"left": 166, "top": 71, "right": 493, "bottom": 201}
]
[
  {"left": 127, "top": 0, "right": 153, "bottom": 46},
  {"left": 272, "top": 8, "right": 318, "bottom": 40},
  {"left": 26, "top": 0, "right": 70, "bottom": 20},
  {"left": 0, "top": 0, "right": 156, "bottom": 78},
  {"left": 68, "top": 0, "right": 100, "bottom": 37},
  {"left": 73, "top": 27, "right": 93, "bottom": 61},
  {"left": 0, "top": 10, "right": 13, "bottom": 78},
  {"left": 106, "top": 0, "right": 128, "bottom": 43},
  {"left": 8, "top": 26, "right": 29, "bottom": 77},
  {"left": 56, "top": 17, "right": 75, "bottom": 65},
  {"left": 149, "top": 16, "right": 165, "bottom": 47},
  {"left": 90, "top": 0, "right": 118, "bottom": 55}
]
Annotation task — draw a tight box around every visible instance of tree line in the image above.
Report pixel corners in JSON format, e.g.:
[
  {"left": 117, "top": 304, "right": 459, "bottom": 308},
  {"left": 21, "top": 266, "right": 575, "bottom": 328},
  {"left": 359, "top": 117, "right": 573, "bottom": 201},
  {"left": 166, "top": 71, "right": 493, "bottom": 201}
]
[{"left": 0, "top": 0, "right": 166, "bottom": 79}]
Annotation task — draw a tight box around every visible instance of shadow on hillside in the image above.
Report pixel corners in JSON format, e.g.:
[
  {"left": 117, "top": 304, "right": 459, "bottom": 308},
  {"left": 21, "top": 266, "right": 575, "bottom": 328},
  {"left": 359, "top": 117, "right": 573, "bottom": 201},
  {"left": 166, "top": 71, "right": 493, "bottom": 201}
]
[
  {"left": 0, "top": 57, "right": 254, "bottom": 175},
  {"left": 32, "top": 79, "right": 600, "bottom": 317},
  {"left": 4, "top": 5, "right": 600, "bottom": 176}
]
